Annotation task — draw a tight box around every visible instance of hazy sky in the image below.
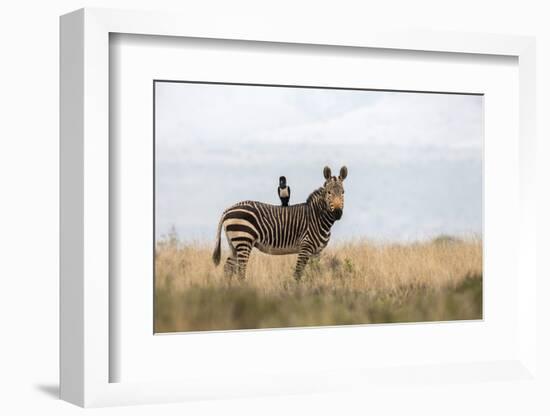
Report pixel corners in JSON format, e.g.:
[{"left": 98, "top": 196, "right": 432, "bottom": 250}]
[{"left": 155, "top": 82, "right": 483, "bottom": 243}]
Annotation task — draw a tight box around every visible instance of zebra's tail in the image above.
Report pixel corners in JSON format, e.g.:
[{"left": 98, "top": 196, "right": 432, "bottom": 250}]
[{"left": 212, "top": 213, "right": 224, "bottom": 266}]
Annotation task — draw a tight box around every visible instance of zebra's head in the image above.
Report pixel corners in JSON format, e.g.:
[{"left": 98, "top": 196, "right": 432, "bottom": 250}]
[{"left": 323, "top": 166, "right": 347, "bottom": 220}]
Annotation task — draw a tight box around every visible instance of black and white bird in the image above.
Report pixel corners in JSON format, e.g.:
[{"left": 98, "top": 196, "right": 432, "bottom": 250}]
[{"left": 277, "top": 176, "right": 291, "bottom": 207}]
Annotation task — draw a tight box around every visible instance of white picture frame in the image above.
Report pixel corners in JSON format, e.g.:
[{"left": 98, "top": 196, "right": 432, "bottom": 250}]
[{"left": 60, "top": 7, "right": 537, "bottom": 408}]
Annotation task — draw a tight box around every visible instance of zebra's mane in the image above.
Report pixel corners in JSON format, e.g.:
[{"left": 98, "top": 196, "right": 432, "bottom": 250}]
[{"left": 306, "top": 187, "right": 325, "bottom": 205}]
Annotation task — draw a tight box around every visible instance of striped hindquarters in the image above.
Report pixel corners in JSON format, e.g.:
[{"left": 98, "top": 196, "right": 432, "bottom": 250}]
[{"left": 221, "top": 201, "right": 309, "bottom": 254}]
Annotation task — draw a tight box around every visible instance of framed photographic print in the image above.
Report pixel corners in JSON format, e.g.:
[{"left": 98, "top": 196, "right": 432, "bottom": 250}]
[{"left": 60, "top": 8, "right": 538, "bottom": 408}]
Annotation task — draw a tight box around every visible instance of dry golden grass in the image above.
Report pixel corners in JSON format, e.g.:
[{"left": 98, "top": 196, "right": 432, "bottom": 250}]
[{"left": 155, "top": 236, "right": 482, "bottom": 332}]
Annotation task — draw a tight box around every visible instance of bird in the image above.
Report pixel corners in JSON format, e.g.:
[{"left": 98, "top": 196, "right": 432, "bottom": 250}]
[{"left": 278, "top": 176, "right": 291, "bottom": 207}]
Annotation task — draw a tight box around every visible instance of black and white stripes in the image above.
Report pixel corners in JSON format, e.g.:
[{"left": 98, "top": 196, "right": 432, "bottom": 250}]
[{"left": 212, "top": 166, "right": 348, "bottom": 280}]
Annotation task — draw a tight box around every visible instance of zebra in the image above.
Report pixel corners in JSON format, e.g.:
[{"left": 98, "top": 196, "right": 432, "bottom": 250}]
[{"left": 212, "top": 166, "right": 348, "bottom": 280}]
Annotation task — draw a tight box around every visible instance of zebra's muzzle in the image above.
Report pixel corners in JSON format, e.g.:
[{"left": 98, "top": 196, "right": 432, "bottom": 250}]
[{"left": 333, "top": 208, "right": 343, "bottom": 220}]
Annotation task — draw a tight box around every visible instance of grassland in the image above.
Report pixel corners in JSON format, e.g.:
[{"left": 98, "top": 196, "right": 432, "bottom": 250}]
[{"left": 154, "top": 235, "right": 482, "bottom": 333}]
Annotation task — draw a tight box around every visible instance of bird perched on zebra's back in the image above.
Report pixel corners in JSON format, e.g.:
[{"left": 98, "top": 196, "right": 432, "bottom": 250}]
[
  {"left": 278, "top": 176, "right": 291, "bottom": 206},
  {"left": 212, "top": 166, "right": 348, "bottom": 280}
]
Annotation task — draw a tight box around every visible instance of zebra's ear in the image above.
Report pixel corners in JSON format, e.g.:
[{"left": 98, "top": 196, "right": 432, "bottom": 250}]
[
  {"left": 323, "top": 166, "right": 332, "bottom": 180},
  {"left": 339, "top": 166, "right": 348, "bottom": 181}
]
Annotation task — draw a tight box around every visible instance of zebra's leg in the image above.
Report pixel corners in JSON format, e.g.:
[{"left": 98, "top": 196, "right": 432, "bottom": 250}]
[
  {"left": 235, "top": 242, "right": 253, "bottom": 280},
  {"left": 294, "top": 245, "right": 314, "bottom": 281},
  {"left": 223, "top": 256, "right": 238, "bottom": 277},
  {"left": 223, "top": 232, "right": 238, "bottom": 278}
]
